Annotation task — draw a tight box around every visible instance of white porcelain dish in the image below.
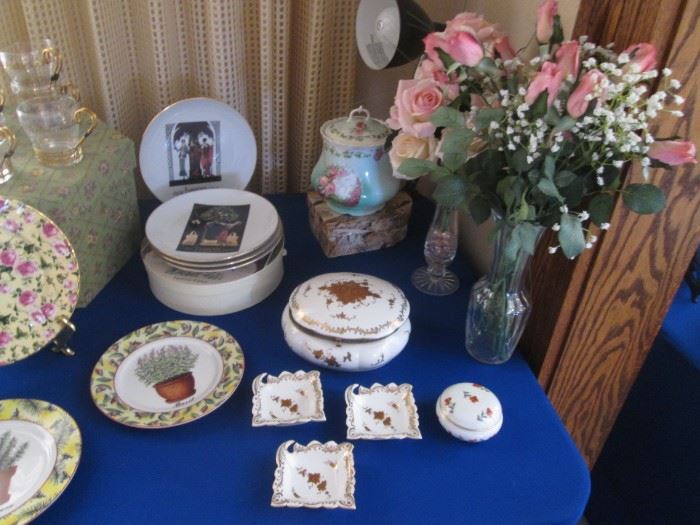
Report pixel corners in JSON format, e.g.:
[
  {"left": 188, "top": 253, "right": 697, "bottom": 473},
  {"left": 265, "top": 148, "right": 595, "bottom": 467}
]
[
  {"left": 345, "top": 383, "right": 421, "bottom": 440},
  {"left": 139, "top": 97, "right": 256, "bottom": 202},
  {"left": 271, "top": 440, "right": 356, "bottom": 510},
  {"left": 435, "top": 382, "right": 503, "bottom": 442},
  {"left": 281, "top": 272, "right": 411, "bottom": 371},
  {"left": 251, "top": 370, "right": 325, "bottom": 427}
]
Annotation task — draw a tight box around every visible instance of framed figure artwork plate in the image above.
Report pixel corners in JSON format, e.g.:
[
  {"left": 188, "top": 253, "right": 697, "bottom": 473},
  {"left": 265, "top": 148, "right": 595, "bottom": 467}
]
[{"left": 139, "top": 98, "right": 256, "bottom": 202}]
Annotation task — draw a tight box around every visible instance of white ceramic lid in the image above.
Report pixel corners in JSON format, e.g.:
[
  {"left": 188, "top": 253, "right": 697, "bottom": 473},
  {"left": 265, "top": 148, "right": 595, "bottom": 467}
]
[
  {"left": 145, "top": 188, "right": 278, "bottom": 265},
  {"left": 139, "top": 97, "right": 256, "bottom": 202},
  {"left": 437, "top": 382, "right": 503, "bottom": 431},
  {"left": 288, "top": 272, "right": 409, "bottom": 341},
  {"left": 320, "top": 106, "right": 389, "bottom": 147}
]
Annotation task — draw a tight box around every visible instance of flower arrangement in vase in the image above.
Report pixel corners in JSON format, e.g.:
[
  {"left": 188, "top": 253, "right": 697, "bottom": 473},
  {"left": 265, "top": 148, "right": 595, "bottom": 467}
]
[
  {"left": 386, "top": 1, "right": 696, "bottom": 363},
  {"left": 135, "top": 345, "right": 199, "bottom": 403},
  {"left": 0, "top": 430, "right": 29, "bottom": 504}
]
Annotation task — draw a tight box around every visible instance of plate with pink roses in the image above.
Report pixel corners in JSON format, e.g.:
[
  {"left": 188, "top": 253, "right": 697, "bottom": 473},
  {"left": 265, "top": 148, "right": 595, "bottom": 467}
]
[{"left": 0, "top": 198, "right": 80, "bottom": 365}]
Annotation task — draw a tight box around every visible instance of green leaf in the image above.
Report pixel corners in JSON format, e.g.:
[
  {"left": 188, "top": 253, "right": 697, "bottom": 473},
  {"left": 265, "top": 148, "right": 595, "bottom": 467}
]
[
  {"left": 559, "top": 177, "right": 585, "bottom": 206},
  {"left": 496, "top": 176, "right": 517, "bottom": 209},
  {"left": 537, "top": 178, "right": 562, "bottom": 199},
  {"left": 468, "top": 195, "right": 492, "bottom": 225},
  {"left": 622, "top": 184, "right": 666, "bottom": 214},
  {"left": 555, "top": 116, "right": 577, "bottom": 132},
  {"left": 544, "top": 105, "right": 562, "bottom": 127},
  {"left": 508, "top": 149, "right": 531, "bottom": 173},
  {"left": 475, "top": 57, "right": 499, "bottom": 76},
  {"left": 441, "top": 128, "right": 474, "bottom": 171},
  {"left": 436, "top": 47, "right": 455, "bottom": 69},
  {"left": 554, "top": 170, "right": 577, "bottom": 187},
  {"left": 433, "top": 175, "right": 468, "bottom": 208},
  {"left": 518, "top": 223, "right": 543, "bottom": 255},
  {"left": 589, "top": 193, "right": 614, "bottom": 226},
  {"left": 475, "top": 108, "right": 505, "bottom": 130},
  {"left": 530, "top": 90, "right": 549, "bottom": 119},
  {"left": 398, "top": 158, "right": 441, "bottom": 180},
  {"left": 431, "top": 106, "right": 465, "bottom": 129},
  {"left": 504, "top": 233, "right": 522, "bottom": 262},
  {"left": 544, "top": 155, "right": 556, "bottom": 179},
  {"left": 558, "top": 214, "right": 586, "bottom": 259},
  {"left": 551, "top": 15, "right": 564, "bottom": 45}
]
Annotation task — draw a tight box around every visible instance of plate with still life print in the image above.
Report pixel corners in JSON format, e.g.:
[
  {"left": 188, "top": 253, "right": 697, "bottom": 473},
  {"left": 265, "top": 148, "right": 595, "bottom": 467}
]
[
  {"left": 90, "top": 320, "right": 244, "bottom": 429},
  {"left": 0, "top": 399, "right": 81, "bottom": 525},
  {"left": 139, "top": 97, "right": 256, "bottom": 202},
  {"left": 145, "top": 188, "right": 279, "bottom": 265}
]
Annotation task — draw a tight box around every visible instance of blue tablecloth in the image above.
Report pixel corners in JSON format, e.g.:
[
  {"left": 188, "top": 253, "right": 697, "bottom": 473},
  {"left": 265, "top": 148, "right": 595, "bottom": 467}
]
[{"left": 0, "top": 194, "right": 590, "bottom": 524}]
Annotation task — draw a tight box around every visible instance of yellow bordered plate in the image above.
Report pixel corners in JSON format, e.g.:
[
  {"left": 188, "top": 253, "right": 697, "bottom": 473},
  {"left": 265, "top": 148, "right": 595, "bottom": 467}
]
[
  {"left": 0, "top": 399, "right": 81, "bottom": 525},
  {"left": 90, "top": 320, "right": 244, "bottom": 429},
  {"left": 0, "top": 198, "right": 80, "bottom": 366}
]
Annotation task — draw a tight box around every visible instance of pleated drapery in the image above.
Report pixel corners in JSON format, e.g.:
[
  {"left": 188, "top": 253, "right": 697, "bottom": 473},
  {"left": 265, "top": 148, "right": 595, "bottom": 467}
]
[{"left": 0, "top": 0, "right": 358, "bottom": 194}]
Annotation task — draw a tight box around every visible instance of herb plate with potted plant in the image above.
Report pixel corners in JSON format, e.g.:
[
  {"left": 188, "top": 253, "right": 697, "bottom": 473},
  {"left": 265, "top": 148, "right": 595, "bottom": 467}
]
[
  {"left": 90, "top": 320, "right": 244, "bottom": 429},
  {"left": 0, "top": 399, "right": 81, "bottom": 525}
]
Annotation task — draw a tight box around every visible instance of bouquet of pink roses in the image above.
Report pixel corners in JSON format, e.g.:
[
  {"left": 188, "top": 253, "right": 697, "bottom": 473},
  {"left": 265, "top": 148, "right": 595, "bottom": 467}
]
[{"left": 387, "top": 0, "right": 696, "bottom": 260}]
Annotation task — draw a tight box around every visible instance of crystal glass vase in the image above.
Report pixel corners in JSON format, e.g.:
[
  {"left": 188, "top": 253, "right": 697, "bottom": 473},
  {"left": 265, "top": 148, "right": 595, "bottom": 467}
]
[
  {"left": 411, "top": 203, "right": 459, "bottom": 296},
  {"left": 465, "top": 219, "right": 544, "bottom": 364}
]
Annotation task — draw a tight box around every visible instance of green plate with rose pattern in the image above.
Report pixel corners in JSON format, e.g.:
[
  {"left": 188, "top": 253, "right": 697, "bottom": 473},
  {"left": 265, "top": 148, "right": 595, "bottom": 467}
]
[
  {"left": 0, "top": 198, "right": 80, "bottom": 366},
  {"left": 90, "top": 320, "right": 244, "bottom": 429}
]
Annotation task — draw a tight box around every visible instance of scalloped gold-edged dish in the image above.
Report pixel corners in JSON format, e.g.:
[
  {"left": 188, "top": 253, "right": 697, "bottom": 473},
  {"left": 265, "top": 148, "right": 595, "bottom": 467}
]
[
  {"left": 345, "top": 383, "right": 421, "bottom": 440},
  {"left": 251, "top": 370, "right": 325, "bottom": 427}
]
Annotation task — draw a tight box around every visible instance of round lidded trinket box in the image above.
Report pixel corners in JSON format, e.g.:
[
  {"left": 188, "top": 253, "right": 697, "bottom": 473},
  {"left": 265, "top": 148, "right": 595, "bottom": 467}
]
[
  {"left": 436, "top": 382, "right": 503, "bottom": 442},
  {"left": 311, "top": 106, "right": 400, "bottom": 216},
  {"left": 143, "top": 188, "right": 284, "bottom": 315},
  {"left": 281, "top": 272, "right": 411, "bottom": 371}
]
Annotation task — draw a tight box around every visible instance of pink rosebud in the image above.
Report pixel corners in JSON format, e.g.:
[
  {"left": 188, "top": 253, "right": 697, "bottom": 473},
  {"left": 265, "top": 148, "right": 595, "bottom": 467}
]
[
  {"left": 494, "top": 36, "right": 516, "bottom": 60},
  {"left": 0, "top": 331, "right": 11, "bottom": 347},
  {"left": 53, "top": 242, "right": 71, "bottom": 257},
  {"left": 4, "top": 220, "right": 19, "bottom": 233},
  {"left": 536, "top": 0, "right": 558, "bottom": 43},
  {"left": 31, "top": 310, "right": 47, "bottom": 325},
  {"left": 386, "top": 79, "right": 445, "bottom": 137},
  {"left": 0, "top": 249, "right": 16, "bottom": 267},
  {"left": 42, "top": 223, "right": 58, "bottom": 237},
  {"left": 41, "top": 303, "right": 56, "bottom": 319},
  {"left": 16, "top": 260, "right": 37, "bottom": 277},
  {"left": 648, "top": 141, "right": 697, "bottom": 166},
  {"left": 566, "top": 69, "right": 607, "bottom": 118},
  {"left": 525, "top": 62, "right": 565, "bottom": 106},
  {"left": 623, "top": 43, "right": 657, "bottom": 73},
  {"left": 19, "top": 290, "right": 37, "bottom": 306},
  {"left": 445, "top": 31, "right": 484, "bottom": 67},
  {"left": 556, "top": 41, "right": 580, "bottom": 79}
]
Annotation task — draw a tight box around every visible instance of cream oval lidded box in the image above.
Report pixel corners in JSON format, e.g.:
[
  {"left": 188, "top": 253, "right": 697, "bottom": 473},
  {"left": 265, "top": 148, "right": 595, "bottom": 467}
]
[
  {"left": 436, "top": 382, "right": 503, "bottom": 442},
  {"left": 281, "top": 272, "right": 411, "bottom": 371}
]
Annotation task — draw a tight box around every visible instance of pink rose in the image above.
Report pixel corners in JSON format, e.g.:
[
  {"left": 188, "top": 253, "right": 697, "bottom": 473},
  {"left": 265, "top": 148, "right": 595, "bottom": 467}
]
[
  {"left": 42, "top": 223, "right": 58, "bottom": 237},
  {"left": 566, "top": 69, "right": 607, "bottom": 118},
  {"left": 41, "top": 303, "right": 56, "bottom": 319},
  {"left": 0, "top": 331, "right": 11, "bottom": 347},
  {"left": 444, "top": 31, "right": 484, "bottom": 67},
  {"left": 525, "top": 62, "right": 565, "bottom": 106},
  {"left": 16, "top": 260, "right": 37, "bottom": 277},
  {"left": 623, "top": 43, "right": 657, "bottom": 73},
  {"left": 4, "top": 220, "right": 19, "bottom": 233},
  {"left": 494, "top": 36, "right": 516, "bottom": 60},
  {"left": 414, "top": 59, "right": 459, "bottom": 100},
  {"left": 556, "top": 41, "right": 580, "bottom": 79},
  {"left": 31, "top": 311, "right": 47, "bottom": 325},
  {"left": 53, "top": 242, "right": 71, "bottom": 257},
  {"left": 0, "top": 249, "right": 16, "bottom": 267},
  {"left": 536, "top": 0, "right": 558, "bottom": 43},
  {"left": 387, "top": 79, "right": 445, "bottom": 137},
  {"left": 19, "top": 290, "right": 36, "bottom": 306},
  {"left": 648, "top": 141, "right": 697, "bottom": 166},
  {"left": 445, "top": 12, "right": 498, "bottom": 42}
]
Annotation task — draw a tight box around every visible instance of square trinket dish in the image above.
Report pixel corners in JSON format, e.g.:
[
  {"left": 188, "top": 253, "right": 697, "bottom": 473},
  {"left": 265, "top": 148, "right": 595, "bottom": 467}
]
[
  {"left": 271, "top": 440, "right": 356, "bottom": 510},
  {"left": 345, "top": 383, "right": 421, "bottom": 440},
  {"left": 251, "top": 370, "right": 325, "bottom": 426}
]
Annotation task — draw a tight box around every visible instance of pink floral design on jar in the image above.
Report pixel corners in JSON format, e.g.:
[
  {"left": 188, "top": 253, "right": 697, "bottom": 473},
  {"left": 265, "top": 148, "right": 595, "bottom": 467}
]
[
  {"left": 317, "top": 166, "right": 362, "bottom": 207},
  {"left": 68, "top": 292, "right": 78, "bottom": 305},
  {"left": 31, "top": 310, "right": 48, "bottom": 325},
  {"left": 23, "top": 211, "right": 36, "bottom": 223},
  {"left": 42, "top": 222, "right": 59, "bottom": 237},
  {"left": 44, "top": 328, "right": 56, "bottom": 340},
  {"left": 0, "top": 249, "right": 17, "bottom": 267},
  {"left": 19, "top": 290, "right": 37, "bottom": 307},
  {"left": 4, "top": 219, "right": 20, "bottom": 233},
  {"left": 0, "top": 284, "right": 9, "bottom": 294},
  {"left": 41, "top": 303, "right": 56, "bottom": 319},
  {"left": 53, "top": 242, "right": 72, "bottom": 257},
  {"left": 63, "top": 278, "right": 75, "bottom": 290},
  {"left": 16, "top": 260, "right": 38, "bottom": 277},
  {"left": 0, "top": 331, "right": 12, "bottom": 347}
]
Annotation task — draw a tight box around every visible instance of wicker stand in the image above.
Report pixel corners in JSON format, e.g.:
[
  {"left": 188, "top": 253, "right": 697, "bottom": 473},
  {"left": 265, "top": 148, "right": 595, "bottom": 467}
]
[{"left": 307, "top": 190, "right": 412, "bottom": 257}]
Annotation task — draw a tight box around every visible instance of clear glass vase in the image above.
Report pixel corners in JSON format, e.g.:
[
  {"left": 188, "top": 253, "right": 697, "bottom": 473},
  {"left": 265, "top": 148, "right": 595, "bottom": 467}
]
[
  {"left": 465, "top": 219, "right": 544, "bottom": 364},
  {"left": 411, "top": 203, "right": 460, "bottom": 296}
]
